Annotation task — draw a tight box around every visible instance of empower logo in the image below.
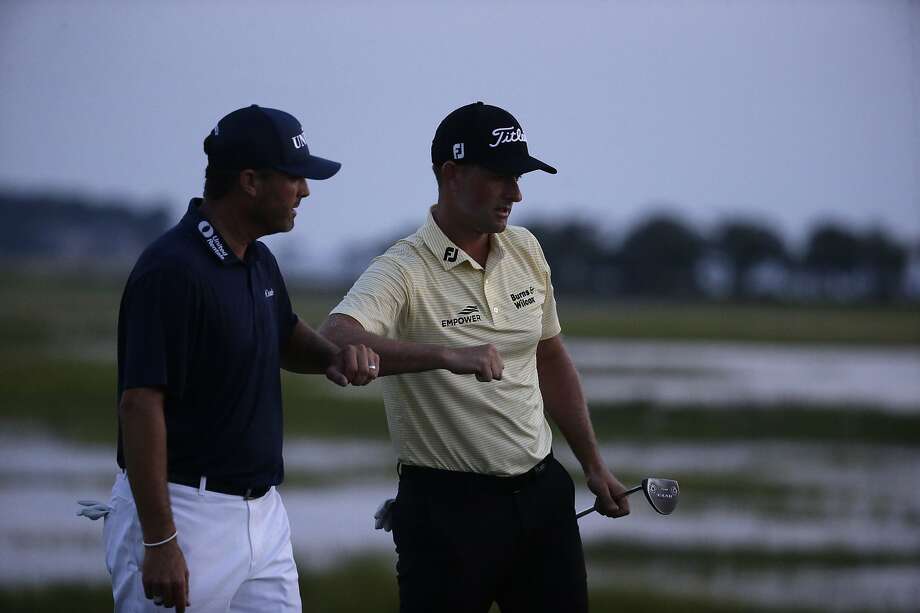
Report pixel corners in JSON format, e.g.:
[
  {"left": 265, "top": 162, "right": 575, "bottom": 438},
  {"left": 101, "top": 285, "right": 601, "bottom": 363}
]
[{"left": 441, "top": 305, "right": 481, "bottom": 327}]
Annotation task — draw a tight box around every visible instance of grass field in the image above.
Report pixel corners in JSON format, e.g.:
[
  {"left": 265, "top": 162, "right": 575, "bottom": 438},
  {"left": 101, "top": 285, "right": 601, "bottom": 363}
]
[
  {"left": 1, "top": 271, "right": 918, "bottom": 349},
  {"left": 0, "top": 555, "right": 824, "bottom": 613}
]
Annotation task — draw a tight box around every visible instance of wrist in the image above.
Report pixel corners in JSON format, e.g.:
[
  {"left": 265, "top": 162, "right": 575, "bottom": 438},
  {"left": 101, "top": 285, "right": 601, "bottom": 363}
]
[
  {"left": 581, "top": 455, "right": 607, "bottom": 478},
  {"left": 142, "top": 522, "right": 177, "bottom": 546},
  {"left": 143, "top": 530, "right": 178, "bottom": 548},
  {"left": 436, "top": 345, "right": 454, "bottom": 370}
]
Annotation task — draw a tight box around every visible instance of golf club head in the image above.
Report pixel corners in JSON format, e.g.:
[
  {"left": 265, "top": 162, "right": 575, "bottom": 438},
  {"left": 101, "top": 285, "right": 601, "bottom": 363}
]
[{"left": 642, "top": 478, "right": 679, "bottom": 515}]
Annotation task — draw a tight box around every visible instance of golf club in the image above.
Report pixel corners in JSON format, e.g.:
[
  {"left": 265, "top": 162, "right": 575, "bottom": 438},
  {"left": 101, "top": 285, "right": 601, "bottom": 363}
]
[{"left": 576, "top": 477, "right": 679, "bottom": 519}]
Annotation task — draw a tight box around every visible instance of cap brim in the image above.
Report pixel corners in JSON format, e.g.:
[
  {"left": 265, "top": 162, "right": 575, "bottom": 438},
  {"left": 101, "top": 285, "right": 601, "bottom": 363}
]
[
  {"left": 484, "top": 154, "right": 557, "bottom": 176},
  {"left": 277, "top": 155, "right": 342, "bottom": 180}
]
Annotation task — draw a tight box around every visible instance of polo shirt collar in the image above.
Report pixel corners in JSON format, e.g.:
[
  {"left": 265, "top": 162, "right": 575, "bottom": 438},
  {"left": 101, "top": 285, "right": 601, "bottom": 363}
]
[
  {"left": 181, "top": 198, "right": 243, "bottom": 266},
  {"left": 420, "top": 206, "right": 505, "bottom": 272}
]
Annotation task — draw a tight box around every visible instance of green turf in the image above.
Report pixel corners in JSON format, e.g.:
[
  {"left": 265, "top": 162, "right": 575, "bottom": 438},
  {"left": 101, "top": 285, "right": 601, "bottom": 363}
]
[
  {"left": 586, "top": 402, "right": 920, "bottom": 445},
  {"left": 3, "top": 271, "right": 917, "bottom": 347},
  {"left": 584, "top": 540, "right": 920, "bottom": 571},
  {"left": 556, "top": 300, "right": 920, "bottom": 345},
  {"left": 0, "top": 554, "right": 824, "bottom": 613}
]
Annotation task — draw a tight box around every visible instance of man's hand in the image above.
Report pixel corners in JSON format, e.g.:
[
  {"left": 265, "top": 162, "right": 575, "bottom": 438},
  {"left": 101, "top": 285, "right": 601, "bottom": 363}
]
[
  {"left": 443, "top": 344, "right": 504, "bottom": 382},
  {"left": 142, "top": 539, "right": 190, "bottom": 611},
  {"left": 585, "top": 467, "right": 631, "bottom": 518},
  {"left": 326, "top": 344, "right": 380, "bottom": 386}
]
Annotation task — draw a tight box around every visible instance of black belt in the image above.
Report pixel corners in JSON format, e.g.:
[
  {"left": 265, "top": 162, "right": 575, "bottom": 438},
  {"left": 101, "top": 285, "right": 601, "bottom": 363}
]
[
  {"left": 399, "top": 452, "right": 554, "bottom": 495},
  {"left": 168, "top": 474, "right": 272, "bottom": 500}
]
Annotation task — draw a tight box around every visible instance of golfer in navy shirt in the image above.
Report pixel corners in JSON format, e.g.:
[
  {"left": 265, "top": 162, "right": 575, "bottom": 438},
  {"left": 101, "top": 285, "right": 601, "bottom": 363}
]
[{"left": 105, "top": 105, "right": 380, "bottom": 612}]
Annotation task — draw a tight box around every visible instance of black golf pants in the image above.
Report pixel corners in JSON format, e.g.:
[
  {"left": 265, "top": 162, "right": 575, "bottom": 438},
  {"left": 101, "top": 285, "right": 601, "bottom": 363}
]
[{"left": 392, "top": 454, "right": 588, "bottom": 613}]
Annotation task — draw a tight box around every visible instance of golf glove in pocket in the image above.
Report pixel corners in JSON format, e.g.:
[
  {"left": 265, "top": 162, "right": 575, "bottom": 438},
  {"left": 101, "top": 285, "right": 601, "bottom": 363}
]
[
  {"left": 76, "top": 499, "right": 113, "bottom": 520},
  {"left": 374, "top": 498, "right": 395, "bottom": 532}
]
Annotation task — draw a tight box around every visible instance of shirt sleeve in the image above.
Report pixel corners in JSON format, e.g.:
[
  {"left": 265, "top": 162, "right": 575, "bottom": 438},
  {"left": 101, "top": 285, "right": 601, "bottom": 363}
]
[
  {"left": 118, "top": 267, "right": 199, "bottom": 394},
  {"left": 330, "top": 254, "right": 410, "bottom": 338},
  {"left": 269, "top": 253, "right": 299, "bottom": 345},
  {"left": 530, "top": 233, "right": 562, "bottom": 340},
  {"left": 541, "top": 274, "right": 562, "bottom": 340}
]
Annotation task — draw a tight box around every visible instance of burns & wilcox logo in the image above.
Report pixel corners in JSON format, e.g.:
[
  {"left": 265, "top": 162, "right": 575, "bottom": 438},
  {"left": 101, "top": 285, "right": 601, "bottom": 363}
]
[
  {"left": 510, "top": 286, "right": 536, "bottom": 309},
  {"left": 441, "top": 305, "right": 481, "bottom": 328}
]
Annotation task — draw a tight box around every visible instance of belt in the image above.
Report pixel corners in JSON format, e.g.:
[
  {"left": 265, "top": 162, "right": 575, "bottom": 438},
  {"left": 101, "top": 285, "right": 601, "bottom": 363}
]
[
  {"left": 167, "top": 474, "right": 272, "bottom": 500},
  {"left": 398, "top": 452, "right": 554, "bottom": 495}
]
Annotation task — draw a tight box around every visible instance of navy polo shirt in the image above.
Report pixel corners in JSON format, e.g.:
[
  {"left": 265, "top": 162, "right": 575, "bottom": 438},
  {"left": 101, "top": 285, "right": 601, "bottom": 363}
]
[{"left": 116, "top": 198, "right": 298, "bottom": 487}]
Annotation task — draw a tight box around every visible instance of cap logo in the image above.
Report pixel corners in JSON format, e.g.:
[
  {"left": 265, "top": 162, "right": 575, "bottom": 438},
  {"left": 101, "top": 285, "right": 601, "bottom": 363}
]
[
  {"left": 489, "top": 126, "right": 527, "bottom": 148},
  {"left": 291, "top": 133, "right": 307, "bottom": 149},
  {"left": 453, "top": 143, "right": 465, "bottom": 160}
]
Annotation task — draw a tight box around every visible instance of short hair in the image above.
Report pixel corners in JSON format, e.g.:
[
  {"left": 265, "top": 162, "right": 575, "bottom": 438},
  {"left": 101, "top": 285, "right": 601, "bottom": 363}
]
[{"left": 203, "top": 167, "right": 241, "bottom": 200}]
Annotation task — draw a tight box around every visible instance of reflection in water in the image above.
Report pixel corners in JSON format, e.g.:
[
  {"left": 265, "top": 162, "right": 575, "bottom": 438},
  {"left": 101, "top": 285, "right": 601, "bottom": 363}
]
[{"left": 567, "top": 339, "right": 920, "bottom": 411}]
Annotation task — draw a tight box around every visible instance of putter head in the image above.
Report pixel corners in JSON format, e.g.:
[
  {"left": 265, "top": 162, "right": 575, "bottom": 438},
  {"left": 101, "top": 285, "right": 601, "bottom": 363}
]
[{"left": 642, "top": 478, "right": 679, "bottom": 515}]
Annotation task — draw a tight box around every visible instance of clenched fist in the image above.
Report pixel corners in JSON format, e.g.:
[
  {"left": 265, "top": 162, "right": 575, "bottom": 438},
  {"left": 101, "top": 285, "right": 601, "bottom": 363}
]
[{"left": 443, "top": 344, "right": 504, "bottom": 382}]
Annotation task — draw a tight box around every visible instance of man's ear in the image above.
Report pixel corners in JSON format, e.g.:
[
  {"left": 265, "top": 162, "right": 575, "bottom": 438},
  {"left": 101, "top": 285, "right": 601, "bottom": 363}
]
[
  {"left": 440, "top": 161, "right": 461, "bottom": 191},
  {"left": 238, "top": 169, "right": 259, "bottom": 197}
]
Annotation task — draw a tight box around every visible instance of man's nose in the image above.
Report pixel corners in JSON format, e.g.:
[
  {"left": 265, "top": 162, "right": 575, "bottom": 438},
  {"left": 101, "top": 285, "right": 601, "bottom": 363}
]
[
  {"left": 299, "top": 178, "right": 310, "bottom": 199},
  {"left": 505, "top": 179, "right": 522, "bottom": 203}
]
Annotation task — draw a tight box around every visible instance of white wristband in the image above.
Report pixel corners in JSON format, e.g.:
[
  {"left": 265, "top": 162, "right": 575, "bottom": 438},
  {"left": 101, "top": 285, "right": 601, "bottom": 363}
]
[{"left": 143, "top": 530, "right": 178, "bottom": 548}]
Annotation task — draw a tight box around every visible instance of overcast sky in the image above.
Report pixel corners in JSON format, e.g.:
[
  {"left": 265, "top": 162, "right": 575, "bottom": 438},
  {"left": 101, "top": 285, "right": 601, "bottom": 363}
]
[{"left": 1, "top": 0, "right": 918, "bottom": 274}]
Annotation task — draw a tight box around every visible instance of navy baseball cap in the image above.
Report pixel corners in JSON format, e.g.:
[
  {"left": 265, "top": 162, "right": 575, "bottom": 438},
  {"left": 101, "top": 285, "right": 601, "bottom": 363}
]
[
  {"left": 203, "top": 105, "right": 341, "bottom": 180},
  {"left": 431, "top": 102, "right": 557, "bottom": 176}
]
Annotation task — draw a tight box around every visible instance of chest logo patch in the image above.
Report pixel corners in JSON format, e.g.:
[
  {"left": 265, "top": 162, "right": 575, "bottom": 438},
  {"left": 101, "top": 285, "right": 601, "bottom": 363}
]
[
  {"left": 510, "top": 286, "right": 537, "bottom": 309},
  {"left": 441, "top": 305, "right": 481, "bottom": 327}
]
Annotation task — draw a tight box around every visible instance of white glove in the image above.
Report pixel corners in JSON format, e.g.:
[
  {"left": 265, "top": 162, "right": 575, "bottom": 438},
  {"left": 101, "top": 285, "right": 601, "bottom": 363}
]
[
  {"left": 374, "top": 498, "right": 396, "bottom": 532},
  {"left": 76, "top": 499, "right": 113, "bottom": 520}
]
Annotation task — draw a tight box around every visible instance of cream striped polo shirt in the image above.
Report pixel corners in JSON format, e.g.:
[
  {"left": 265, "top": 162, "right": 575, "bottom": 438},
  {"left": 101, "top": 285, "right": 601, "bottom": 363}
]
[{"left": 331, "top": 207, "right": 562, "bottom": 476}]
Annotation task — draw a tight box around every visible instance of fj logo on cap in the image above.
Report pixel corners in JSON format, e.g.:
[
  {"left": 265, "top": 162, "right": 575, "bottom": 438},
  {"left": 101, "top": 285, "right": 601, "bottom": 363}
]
[
  {"left": 291, "top": 133, "right": 307, "bottom": 149},
  {"left": 453, "top": 143, "right": 464, "bottom": 160},
  {"left": 489, "top": 127, "right": 527, "bottom": 148}
]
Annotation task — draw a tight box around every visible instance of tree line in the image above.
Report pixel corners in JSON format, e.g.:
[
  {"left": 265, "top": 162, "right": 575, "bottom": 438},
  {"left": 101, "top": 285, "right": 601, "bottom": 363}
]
[{"left": 526, "top": 214, "right": 917, "bottom": 302}]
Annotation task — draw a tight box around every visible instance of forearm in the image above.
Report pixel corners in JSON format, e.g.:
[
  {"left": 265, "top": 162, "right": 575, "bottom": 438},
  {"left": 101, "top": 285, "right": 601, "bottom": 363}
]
[
  {"left": 119, "top": 389, "right": 175, "bottom": 543},
  {"left": 281, "top": 319, "right": 339, "bottom": 374},
  {"left": 319, "top": 314, "right": 447, "bottom": 376},
  {"left": 538, "top": 342, "right": 605, "bottom": 474}
]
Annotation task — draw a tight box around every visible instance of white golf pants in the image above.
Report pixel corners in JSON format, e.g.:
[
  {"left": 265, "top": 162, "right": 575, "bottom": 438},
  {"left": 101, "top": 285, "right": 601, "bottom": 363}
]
[{"left": 103, "top": 472, "right": 302, "bottom": 612}]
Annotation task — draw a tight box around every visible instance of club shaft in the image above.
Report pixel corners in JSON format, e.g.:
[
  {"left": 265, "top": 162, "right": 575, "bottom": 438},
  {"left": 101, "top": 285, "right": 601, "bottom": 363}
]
[{"left": 575, "top": 484, "right": 642, "bottom": 519}]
